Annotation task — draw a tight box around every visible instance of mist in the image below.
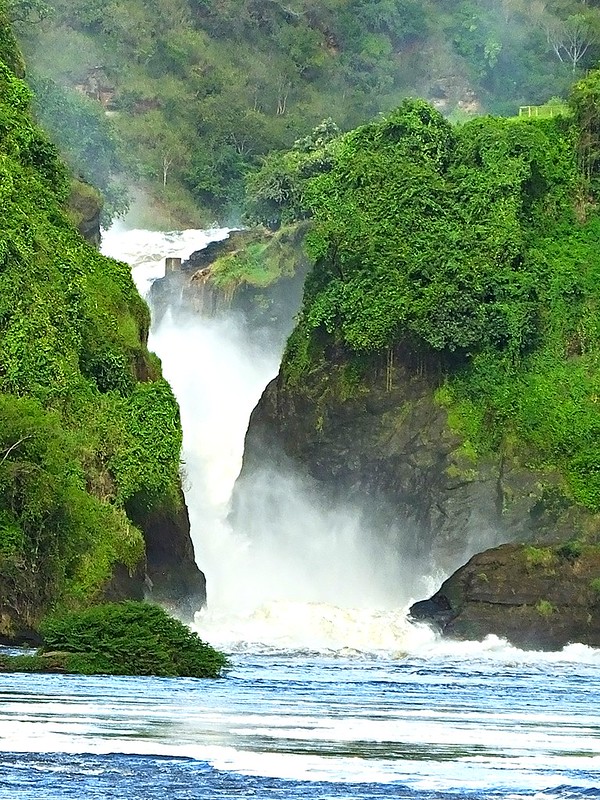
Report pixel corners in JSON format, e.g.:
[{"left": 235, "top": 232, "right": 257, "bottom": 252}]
[
  {"left": 150, "top": 301, "right": 423, "bottom": 614},
  {"left": 102, "top": 225, "right": 515, "bottom": 651},
  {"left": 101, "top": 224, "right": 435, "bottom": 652}
]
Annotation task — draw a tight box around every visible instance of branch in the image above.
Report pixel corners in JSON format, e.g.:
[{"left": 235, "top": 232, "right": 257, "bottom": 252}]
[{"left": 0, "top": 436, "right": 31, "bottom": 465}]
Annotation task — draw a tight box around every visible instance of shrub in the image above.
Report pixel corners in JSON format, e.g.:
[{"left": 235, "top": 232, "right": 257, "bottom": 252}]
[
  {"left": 535, "top": 599, "right": 555, "bottom": 617},
  {"left": 557, "top": 539, "right": 584, "bottom": 561},
  {"left": 26, "top": 602, "right": 228, "bottom": 678},
  {"left": 524, "top": 546, "right": 557, "bottom": 570}
]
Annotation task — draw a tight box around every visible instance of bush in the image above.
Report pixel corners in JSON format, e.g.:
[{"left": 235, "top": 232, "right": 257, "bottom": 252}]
[
  {"left": 26, "top": 602, "right": 228, "bottom": 678},
  {"left": 557, "top": 539, "right": 584, "bottom": 561},
  {"left": 535, "top": 599, "right": 555, "bottom": 617},
  {"left": 524, "top": 546, "right": 556, "bottom": 570}
]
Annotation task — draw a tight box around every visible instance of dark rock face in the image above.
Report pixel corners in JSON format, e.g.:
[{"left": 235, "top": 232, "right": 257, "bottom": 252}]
[
  {"left": 127, "top": 493, "right": 207, "bottom": 622},
  {"left": 101, "top": 562, "right": 145, "bottom": 604},
  {"left": 236, "top": 354, "right": 581, "bottom": 598},
  {"left": 0, "top": 495, "right": 205, "bottom": 643},
  {"left": 68, "top": 179, "right": 102, "bottom": 247},
  {"left": 410, "top": 543, "right": 600, "bottom": 650}
]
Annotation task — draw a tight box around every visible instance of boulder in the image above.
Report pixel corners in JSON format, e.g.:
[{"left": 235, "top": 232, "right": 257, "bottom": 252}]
[{"left": 410, "top": 542, "right": 600, "bottom": 650}]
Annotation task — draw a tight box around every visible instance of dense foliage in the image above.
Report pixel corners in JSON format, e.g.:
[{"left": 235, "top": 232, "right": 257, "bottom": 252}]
[
  {"left": 0, "top": 19, "right": 184, "bottom": 629},
  {"left": 14, "top": 0, "right": 600, "bottom": 221},
  {"left": 0, "top": 602, "right": 227, "bottom": 677},
  {"left": 266, "top": 82, "right": 600, "bottom": 515},
  {"left": 278, "top": 100, "right": 578, "bottom": 359}
]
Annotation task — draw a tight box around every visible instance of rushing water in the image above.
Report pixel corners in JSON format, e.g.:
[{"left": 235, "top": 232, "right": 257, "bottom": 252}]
[
  {"left": 1, "top": 227, "right": 599, "bottom": 800},
  {"left": 3, "top": 648, "right": 600, "bottom": 799}
]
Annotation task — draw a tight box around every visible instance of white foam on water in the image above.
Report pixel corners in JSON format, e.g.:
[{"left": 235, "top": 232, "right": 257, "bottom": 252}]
[{"left": 101, "top": 225, "right": 229, "bottom": 296}]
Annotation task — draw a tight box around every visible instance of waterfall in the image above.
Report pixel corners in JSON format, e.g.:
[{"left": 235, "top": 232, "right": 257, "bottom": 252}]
[{"left": 102, "top": 226, "right": 439, "bottom": 654}]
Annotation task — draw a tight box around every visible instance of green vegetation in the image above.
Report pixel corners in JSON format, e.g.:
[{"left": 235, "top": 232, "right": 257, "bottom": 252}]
[
  {"left": 524, "top": 546, "right": 557, "bottom": 571},
  {"left": 257, "top": 71, "right": 600, "bottom": 518},
  {"left": 29, "top": 76, "right": 129, "bottom": 226},
  {"left": 0, "top": 14, "right": 185, "bottom": 633},
  {"left": 13, "top": 0, "right": 600, "bottom": 221},
  {"left": 209, "top": 225, "right": 306, "bottom": 291},
  {"left": 0, "top": 602, "right": 227, "bottom": 677},
  {"left": 535, "top": 599, "right": 556, "bottom": 617},
  {"left": 557, "top": 538, "right": 585, "bottom": 561}
]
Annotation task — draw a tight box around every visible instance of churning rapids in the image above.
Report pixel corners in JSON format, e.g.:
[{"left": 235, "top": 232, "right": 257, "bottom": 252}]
[{"left": 1, "top": 228, "right": 600, "bottom": 800}]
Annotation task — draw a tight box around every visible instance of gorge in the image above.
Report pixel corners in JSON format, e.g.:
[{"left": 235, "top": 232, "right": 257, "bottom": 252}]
[{"left": 3, "top": 1, "right": 600, "bottom": 795}]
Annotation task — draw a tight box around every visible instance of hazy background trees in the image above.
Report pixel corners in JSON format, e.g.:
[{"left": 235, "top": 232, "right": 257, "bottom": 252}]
[{"left": 15, "top": 0, "right": 600, "bottom": 225}]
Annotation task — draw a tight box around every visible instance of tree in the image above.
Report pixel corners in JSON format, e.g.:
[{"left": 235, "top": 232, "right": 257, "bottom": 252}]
[
  {"left": 546, "top": 14, "right": 597, "bottom": 72},
  {"left": 6, "top": 0, "right": 51, "bottom": 25},
  {"left": 569, "top": 68, "right": 600, "bottom": 181}
]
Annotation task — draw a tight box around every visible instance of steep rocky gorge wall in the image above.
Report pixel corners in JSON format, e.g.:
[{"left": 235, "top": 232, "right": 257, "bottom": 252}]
[
  {"left": 234, "top": 342, "right": 600, "bottom": 646},
  {"left": 235, "top": 350, "right": 584, "bottom": 592},
  {"left": 230, "top": 94, "right": 600, "bottom": 648}
]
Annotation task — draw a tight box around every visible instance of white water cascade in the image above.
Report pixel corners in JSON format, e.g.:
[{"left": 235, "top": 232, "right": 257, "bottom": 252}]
[
  {"left": 103, "top": 225, "right": 590, "bottom": 662},
  {"left": 102, "top": 225, "right": 440, "bottom": 654}
]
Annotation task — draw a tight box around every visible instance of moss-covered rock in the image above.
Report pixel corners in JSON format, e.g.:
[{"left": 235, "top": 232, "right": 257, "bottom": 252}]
[
  {"left": 67, "top": 178, "right": 103, "bottom": 246},
  {"left": 150, "top": 224, "right": 310, "bottom": 344},
  {"left": 410, "top": 542, "right": 600, "bottom": 650}
]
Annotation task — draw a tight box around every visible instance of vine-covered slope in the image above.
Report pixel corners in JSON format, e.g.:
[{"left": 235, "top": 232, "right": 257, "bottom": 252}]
[{"left": 0, "top": 11, "right": 204, "bottom": 639}]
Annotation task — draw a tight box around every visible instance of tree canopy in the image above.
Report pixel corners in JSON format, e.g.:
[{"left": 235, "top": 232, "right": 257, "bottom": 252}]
[{"left": 15, "top": 0, "right": 600, "bottom": 222}]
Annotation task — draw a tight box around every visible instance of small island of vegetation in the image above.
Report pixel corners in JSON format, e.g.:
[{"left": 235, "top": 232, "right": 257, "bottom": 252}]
[{"left": 0, "top": 601, "right": 227, "bottom": 679}]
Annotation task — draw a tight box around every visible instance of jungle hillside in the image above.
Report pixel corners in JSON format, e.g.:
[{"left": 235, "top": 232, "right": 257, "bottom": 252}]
[
  {"left": 12, "top": 0, "right": 600, "bottom": 225},
  {"left": 0, "top": 5, "right": 203, "bottom": 640}
]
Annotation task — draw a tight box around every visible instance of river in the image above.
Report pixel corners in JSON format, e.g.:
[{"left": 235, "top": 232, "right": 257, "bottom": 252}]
[{"left": 1, "top": 227, "right": 599, "bottom": 800}]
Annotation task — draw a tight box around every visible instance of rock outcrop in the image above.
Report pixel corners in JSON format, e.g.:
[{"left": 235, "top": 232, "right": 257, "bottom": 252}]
[
  {"left": 150, "top": 225, "right": 309, "bottom": 346},
  {"left": 68, "top": 178, "right": 103, "bottom": 246},
  {"left": 236, "top": 348, "right": 594, "bottom": 600},
  {"left": 129, "top": 494, "right": 207, "bottom": 621},
  {"left": 410, "top": 542, "right": 600, "bottom": 650}
]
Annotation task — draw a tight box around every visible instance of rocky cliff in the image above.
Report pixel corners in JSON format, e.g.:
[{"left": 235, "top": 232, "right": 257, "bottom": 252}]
[
  {"left": 234, "top": 96, "right": 600, "bottom": 646},
  {"left": 236, "top": 344, "right": 599, "bottom": 606},
  {"left": 410, "top": 542, "right": 600, "bottom": 649}
]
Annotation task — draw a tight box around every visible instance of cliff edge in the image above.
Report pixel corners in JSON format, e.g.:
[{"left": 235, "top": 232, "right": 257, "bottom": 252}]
[
  {"left": 236, "top": 94, "right": 600, "bottom": 646},
  {"left": 0, "top": 17, "right": 204, "bottom": 640}
]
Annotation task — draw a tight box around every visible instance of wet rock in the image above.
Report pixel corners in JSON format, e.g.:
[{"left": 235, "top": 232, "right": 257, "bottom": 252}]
[
  {"left": 410, "top": 542, "right": 600, "bottom": 650},
  {"left": 235, "top": 351, "right": 584, "bottom": 591},
  {"left": 127, "top": 492, "right": 207, "bottom": 622}
]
